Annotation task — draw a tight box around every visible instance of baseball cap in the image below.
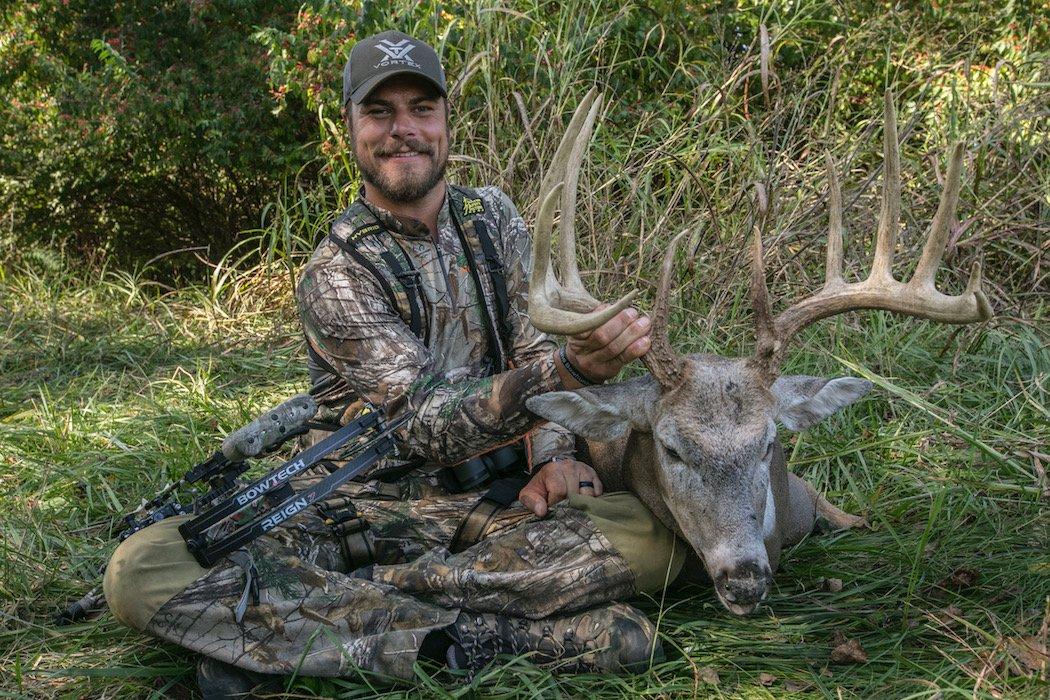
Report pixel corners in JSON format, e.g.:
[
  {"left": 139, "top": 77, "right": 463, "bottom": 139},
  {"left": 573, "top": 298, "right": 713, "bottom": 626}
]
[{"left": 342, "top": 30, "right": 447, "bottom": 106}]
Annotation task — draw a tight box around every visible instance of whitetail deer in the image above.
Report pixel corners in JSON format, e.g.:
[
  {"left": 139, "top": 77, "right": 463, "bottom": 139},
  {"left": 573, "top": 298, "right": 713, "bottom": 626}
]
[{"left": 526, "top": 89, "right": 992, "bottom": 614}]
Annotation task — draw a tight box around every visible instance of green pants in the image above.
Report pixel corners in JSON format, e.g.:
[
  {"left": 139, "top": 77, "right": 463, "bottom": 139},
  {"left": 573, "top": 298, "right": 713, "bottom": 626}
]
[{"left": 104, "top": 472, "right": 685, "bottom": 679}]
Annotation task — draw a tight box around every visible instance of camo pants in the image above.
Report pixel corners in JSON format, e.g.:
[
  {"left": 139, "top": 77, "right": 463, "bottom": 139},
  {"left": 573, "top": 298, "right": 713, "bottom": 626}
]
[{"left": 104, "top": 472, "right": 681, "bottom": 680}]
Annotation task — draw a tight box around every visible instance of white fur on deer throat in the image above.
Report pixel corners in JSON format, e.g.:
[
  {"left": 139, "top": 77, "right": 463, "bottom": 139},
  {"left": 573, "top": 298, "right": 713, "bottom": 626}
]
[{"left": 762, "top": 475, "right": 776, "bottom": 540}]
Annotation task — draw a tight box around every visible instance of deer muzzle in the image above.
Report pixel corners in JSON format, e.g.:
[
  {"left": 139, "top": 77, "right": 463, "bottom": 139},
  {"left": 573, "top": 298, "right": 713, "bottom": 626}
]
[{"left": 713, "top": 559, "right": 773, "bottom": 616}]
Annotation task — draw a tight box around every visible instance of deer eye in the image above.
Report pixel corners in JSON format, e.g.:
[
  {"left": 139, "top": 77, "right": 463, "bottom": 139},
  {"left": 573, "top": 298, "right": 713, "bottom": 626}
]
[{"left": 663, "top": 444, "right": 683, "bottom": 462}]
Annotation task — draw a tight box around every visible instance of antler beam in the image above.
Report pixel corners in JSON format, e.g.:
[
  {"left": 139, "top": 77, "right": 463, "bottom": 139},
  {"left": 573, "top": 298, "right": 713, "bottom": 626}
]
[{"left": 528, "top": 89, "right": 637, "bottom": 334}]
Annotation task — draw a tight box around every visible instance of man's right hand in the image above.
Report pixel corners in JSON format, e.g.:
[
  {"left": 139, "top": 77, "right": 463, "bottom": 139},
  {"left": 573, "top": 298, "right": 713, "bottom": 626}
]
[{"left": 562, "top": 306, "right": 651, "bottom": 385}]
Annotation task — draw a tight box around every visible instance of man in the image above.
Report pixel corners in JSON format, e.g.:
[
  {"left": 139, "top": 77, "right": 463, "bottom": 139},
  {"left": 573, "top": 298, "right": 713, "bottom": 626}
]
[{"left": 104, "top": 31, "right": 684, "bottom": 696}]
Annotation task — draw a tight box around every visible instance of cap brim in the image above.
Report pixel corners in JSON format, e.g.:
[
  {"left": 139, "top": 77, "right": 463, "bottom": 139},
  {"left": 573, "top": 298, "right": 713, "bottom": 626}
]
[{"left": 347, "top": 69, "right": 447, "bottom": 105}]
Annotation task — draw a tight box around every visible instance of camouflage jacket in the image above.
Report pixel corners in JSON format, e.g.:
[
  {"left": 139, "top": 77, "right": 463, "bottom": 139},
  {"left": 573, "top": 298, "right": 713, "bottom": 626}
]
[{"left": 296, "top": 185, "right": 574, "bottom": 469}]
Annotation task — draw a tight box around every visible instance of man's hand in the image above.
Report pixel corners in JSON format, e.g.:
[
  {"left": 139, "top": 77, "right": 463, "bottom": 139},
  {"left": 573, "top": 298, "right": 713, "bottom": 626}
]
[
  {"left": 564, "top": 306, "right": 651, "bottom": 385},
  {"left": 518, "top": 459, "right": 604, "bottom": 517}
]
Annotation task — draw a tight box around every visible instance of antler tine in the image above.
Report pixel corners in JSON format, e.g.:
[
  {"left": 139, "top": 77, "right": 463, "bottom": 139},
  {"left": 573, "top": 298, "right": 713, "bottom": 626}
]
[
  {"left": 538, "top": 88, "right": 599, "bottom": 205},
  {"left": 528, "top": 90, "right": 638, "bottom": 336},
  {"left": 752, "top": 91, "right": 993, "bottom": 373},
  {"left": 825, "top": 152, "right": 844, "bottom": 287},
  {"left": 910, "top": 141, "right": 963, "bottom": 289},
  {"left": 556, "top": 91, "right": 604, "bottom": 309},
  {"left": 750, "top": 224, "right": 778, "bottom": 370},
  {"left": 643, "top": 229, "right": 689, "bottom": 388},
  {"left": 529, "top": 181, "right": 561, "bottom": 321},
  {"left": 869, "top": 90, "right": 901, "bottom": 283}
]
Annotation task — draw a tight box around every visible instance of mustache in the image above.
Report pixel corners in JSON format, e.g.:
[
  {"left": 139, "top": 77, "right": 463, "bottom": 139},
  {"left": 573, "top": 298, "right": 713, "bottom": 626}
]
[{"left": 375, "top": 140, "right": 434, "bottom": 157}]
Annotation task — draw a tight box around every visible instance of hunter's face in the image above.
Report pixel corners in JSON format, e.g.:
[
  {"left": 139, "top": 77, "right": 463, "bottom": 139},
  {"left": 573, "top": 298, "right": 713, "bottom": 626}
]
[{"left": 349, "top": 76, "right": 449, "bottom": 203}]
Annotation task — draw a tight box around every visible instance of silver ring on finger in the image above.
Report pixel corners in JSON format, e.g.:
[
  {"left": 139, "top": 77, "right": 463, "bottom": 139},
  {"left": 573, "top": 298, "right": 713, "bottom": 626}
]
[{"left": 578, "top": 480, "right": 594, "bottom": 489}]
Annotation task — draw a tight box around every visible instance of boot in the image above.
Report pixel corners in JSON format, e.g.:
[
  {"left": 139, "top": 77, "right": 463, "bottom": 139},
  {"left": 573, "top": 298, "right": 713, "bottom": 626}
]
[
  {"left": 196, "top": 656, "right": 282, "bottom": 699},
  {"left": 448, "top": 602, "right": 662, "bottom": 673}
]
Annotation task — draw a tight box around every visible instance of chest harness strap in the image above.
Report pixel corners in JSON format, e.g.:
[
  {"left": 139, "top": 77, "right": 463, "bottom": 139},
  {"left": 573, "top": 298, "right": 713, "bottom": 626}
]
[
  {"left": 320, "top": 187, "right": 511, "bottom": 368},
  {"left": 448, "top": 186, "right": 511, "bottom": 373},
  {"left": 326, "top": 221, "right": 428, "bottom": 342}
]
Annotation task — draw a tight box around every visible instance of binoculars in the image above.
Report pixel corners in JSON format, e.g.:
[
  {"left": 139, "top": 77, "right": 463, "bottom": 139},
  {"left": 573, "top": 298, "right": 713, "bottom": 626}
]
[{"left": 445, "top": 443, "right": 525, "bottom": 492}]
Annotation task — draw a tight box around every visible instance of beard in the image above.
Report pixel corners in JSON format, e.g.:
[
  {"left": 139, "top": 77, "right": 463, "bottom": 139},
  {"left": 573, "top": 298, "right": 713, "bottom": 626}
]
[{"left": 354, "top": 137, "right": 448, "bottom": 203}]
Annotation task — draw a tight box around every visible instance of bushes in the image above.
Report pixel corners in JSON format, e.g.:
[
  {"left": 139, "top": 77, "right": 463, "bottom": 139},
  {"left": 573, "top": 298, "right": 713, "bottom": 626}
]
[
  {"left": 252, "top": 0, "right": 1046, "bottom": 314},
  {"left": 0, "top": 0, "right": 314, "bottom": 268}
]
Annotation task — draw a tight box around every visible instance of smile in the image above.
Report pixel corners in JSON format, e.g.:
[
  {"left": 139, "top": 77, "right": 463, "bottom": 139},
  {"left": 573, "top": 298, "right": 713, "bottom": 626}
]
[{"left": 383, "top": 151, "right": 426, "bottom": 159}]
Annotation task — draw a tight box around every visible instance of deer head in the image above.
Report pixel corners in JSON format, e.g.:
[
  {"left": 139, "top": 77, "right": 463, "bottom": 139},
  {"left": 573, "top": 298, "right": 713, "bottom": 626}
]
[{"left": 525, "top": 89, "right": 992, "bottom": 615}]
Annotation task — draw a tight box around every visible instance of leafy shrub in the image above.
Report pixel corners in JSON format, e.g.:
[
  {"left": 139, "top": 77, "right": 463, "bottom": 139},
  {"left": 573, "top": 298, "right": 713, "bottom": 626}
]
[{"left": 0, "top": 0, "right": 315, "bottom": 269}]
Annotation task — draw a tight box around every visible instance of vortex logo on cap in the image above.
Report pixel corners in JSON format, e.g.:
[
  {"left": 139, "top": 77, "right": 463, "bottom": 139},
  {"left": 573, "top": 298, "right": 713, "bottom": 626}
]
[{"left": 375, "top": 39, "right": 420, "bottom": 67}]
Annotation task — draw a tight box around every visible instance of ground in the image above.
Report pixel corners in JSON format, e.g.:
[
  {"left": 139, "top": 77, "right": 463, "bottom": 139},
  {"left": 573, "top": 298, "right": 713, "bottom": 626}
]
[{"left": 1, "top": 258, "right": 1045, "bottom": 699}]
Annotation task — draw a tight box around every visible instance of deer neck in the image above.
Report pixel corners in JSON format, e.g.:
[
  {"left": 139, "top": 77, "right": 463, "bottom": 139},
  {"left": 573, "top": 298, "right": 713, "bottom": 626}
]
[{"left": 625, "top": 431, "right": 682, "bottom": 537}]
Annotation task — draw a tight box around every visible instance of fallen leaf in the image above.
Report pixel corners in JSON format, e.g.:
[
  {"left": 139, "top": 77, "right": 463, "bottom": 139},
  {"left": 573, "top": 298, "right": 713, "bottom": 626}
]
[
  {"left": 1022, "top": 449, "right": 1048, "bottom": 499},
  {"left": 820, "top": 577, "right": 843, "bottom": 593},
  {"left": 699, "top": 666, "right": 720, "bottom": 685},
  {"left": 785, "top": 679, "right": 812, "bottom": 691},
  {"left": 937, "top": 567, "right": 979, "bottom": 591},
  {"left": 831, "top": 637, "right": 869, "bottom": 664},
  {"left": 758, "top": 672, "right": 776, "bottom": 686},
  {"left": 929, "top": 604, "right": 964, "bottom": 626},
  {"left": 1006, "top": 635, "right": 1048, "bottom": 677}
]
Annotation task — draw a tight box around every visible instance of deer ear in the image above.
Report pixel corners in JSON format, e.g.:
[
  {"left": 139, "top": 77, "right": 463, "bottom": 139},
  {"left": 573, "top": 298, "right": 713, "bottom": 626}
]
[
  {"left": 526, "top": 377, "right": 656, "bottom": 441},
  {"left": 771, "top": 375, "right": 873, "bottom": 431}
]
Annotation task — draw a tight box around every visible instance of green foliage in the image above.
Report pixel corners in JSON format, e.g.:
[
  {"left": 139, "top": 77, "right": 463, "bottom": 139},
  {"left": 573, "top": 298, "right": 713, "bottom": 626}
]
[{"left": 0, "top": 0, "right": 315, "bottom": 268}]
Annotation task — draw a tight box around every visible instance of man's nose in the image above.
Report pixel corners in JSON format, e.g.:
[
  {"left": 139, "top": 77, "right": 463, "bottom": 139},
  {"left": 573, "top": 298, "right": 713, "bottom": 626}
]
[{"left": 388, "top": 110, "right": 416, "bottom": 139}]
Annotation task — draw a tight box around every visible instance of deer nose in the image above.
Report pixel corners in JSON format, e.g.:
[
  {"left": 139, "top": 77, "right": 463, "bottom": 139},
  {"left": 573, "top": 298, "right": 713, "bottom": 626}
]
[{"left": 717, "top": 560, "right": 773, "bottom": 608}]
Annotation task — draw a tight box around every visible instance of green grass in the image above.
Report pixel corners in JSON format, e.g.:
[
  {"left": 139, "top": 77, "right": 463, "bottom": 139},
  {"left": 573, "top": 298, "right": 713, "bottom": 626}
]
[
  {"left": 1, "top": 1, "right": 1047, "bottom": 696},
  {"left": 1, "top": 243, "right": 1045, "bottom": 698}
]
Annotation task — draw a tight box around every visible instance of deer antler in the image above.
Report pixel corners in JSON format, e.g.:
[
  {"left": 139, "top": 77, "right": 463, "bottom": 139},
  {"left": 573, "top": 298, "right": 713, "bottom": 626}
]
[
  {"left": 528, "top": 89, "right": 686, "bottom": 389},
  {"left": 751, "top": 90, "right": 993, "bottom": 373}
]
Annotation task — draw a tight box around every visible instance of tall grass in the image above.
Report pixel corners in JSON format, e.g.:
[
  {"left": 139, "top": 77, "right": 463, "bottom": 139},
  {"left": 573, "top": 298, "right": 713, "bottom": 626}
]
[{"left": 1, "top": 0, "right": 1046, "bottom": 697}]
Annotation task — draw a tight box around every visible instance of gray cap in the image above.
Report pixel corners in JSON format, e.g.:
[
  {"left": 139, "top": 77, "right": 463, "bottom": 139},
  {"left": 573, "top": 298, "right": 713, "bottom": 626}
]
[{"left": 342, "top": 30, "right": 447, "bottom": 107}]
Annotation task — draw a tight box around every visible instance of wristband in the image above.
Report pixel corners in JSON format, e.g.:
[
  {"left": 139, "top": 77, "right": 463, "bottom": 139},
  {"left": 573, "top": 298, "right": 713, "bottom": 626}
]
[
  {"left": 531, "top": 455, "right": 570, "bottom": 475},
  {"left": 559, "top": 346, "right": 598, "bottom": 387}
]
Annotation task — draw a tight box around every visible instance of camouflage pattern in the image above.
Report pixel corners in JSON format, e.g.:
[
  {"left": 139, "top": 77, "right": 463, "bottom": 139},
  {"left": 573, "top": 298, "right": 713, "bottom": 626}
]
[
  {"left": 138, "top": 467, "right": 656, "bottom": 680},
  {"left": 370, "top": 505, "right": 636, "bottom": 620},
  {"left": 450, "top": 603, "right": 660, "bottom": 673},
  {"left": 118, "top": 186, "right": 664, "bottom": 681},
  {"left": 296, "top": 185, "right": 575, "bottom": 468}
]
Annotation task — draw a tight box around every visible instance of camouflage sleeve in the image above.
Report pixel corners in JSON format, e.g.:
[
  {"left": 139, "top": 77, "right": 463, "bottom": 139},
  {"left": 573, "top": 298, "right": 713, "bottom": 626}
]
[
  {"left": 297, "top": 251, "right": 566, "bottom": 467},
  {"left": 483, "top": 187, "right": 577, "bottom": 468}
]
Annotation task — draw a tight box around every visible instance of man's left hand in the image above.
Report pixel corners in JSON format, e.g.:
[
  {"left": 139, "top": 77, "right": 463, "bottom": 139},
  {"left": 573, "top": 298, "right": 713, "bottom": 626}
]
[{"left": 518, "top": 459, "right": 603, "bottom": 517}]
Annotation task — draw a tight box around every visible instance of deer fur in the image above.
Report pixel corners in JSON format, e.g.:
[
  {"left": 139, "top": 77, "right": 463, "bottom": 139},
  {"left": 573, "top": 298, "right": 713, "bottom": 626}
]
[{"left": 528, "top": 357, "right": 872, "bottom": 615}]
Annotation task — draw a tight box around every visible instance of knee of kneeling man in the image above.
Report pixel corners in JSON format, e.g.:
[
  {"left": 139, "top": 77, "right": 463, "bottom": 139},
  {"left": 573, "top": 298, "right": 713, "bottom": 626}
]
[
  {"left": 567, "top": 492, "right": 686, "bottom": 595},
  {"left": 103, "top": 515, "right": 207, "bottom": 631}
]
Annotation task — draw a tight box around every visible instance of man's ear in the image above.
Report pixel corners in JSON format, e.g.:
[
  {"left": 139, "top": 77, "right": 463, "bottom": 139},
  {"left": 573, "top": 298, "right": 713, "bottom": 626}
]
[
  {"left": 771, "top": 375, "right": 873, "bottom": 431},
  {"left": 526, "top": 376, "right": 657, "bottom": 442}
]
